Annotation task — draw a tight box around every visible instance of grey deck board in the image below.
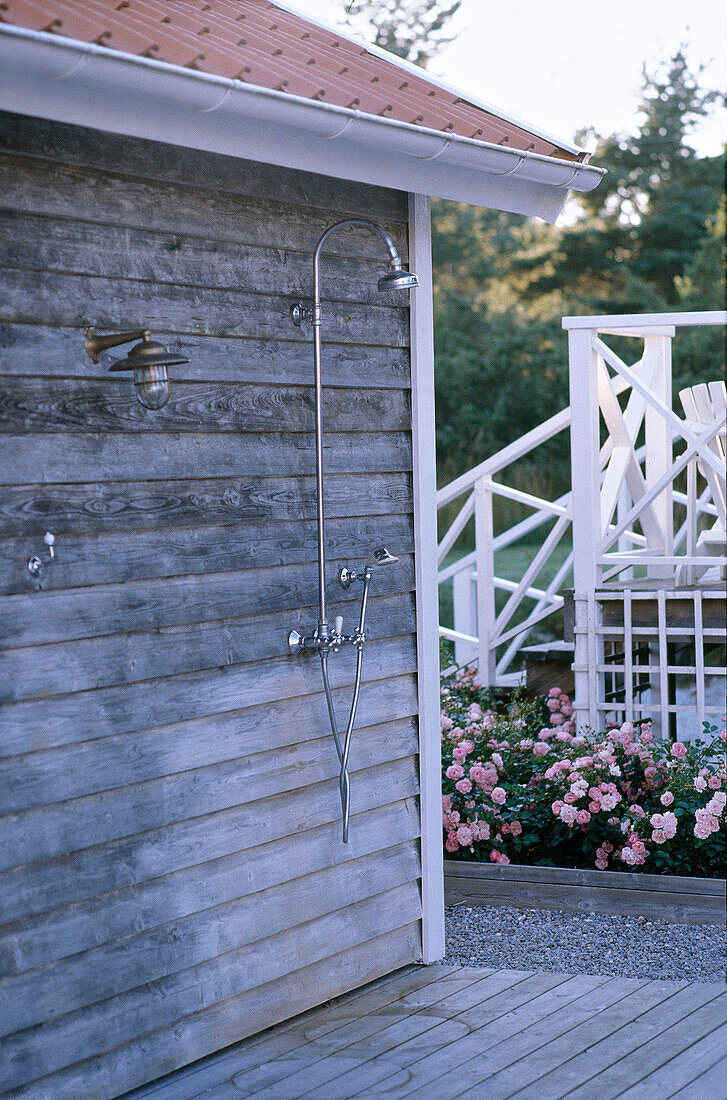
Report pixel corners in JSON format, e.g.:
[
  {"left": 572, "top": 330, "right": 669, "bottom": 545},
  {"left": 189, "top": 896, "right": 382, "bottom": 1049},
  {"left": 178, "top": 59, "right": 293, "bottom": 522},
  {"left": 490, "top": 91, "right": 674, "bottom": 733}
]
[
  {"left": 237, "top": 968, "right": 536, "bottom": 1099},
  {"left": 126, "top": 967, "right": 727, "bottom": 1100},
  {"left": 616, "top": 1025, "right": 727, "bottom": 1099},
  {"left": 669, "top": 1054, "right": 727, "bottom": 1099}
]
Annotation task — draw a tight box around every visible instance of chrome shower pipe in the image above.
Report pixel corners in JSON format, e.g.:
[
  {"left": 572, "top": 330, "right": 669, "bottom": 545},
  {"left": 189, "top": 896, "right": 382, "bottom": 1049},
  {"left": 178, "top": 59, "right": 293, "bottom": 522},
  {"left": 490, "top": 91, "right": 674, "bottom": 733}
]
[
  {"left": 309, "top": 218, "right": 407, "bottom": 637},
  {"left": 288, "top": 218, "right": 417, "bottom": 842}
]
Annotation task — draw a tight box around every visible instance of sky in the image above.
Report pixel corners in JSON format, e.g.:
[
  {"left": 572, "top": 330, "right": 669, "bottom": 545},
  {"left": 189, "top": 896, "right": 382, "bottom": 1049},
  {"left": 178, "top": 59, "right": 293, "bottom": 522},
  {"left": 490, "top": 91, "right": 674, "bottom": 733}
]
[{"left": 287, "top": 0, "right": 726, "bottom": 156}]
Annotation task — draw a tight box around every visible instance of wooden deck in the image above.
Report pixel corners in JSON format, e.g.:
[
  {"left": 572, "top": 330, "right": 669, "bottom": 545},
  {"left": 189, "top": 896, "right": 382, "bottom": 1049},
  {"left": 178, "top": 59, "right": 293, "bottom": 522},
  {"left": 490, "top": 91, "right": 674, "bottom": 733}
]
[{"left": 126, "top": 962, "right": 727, "bottom": 1099}]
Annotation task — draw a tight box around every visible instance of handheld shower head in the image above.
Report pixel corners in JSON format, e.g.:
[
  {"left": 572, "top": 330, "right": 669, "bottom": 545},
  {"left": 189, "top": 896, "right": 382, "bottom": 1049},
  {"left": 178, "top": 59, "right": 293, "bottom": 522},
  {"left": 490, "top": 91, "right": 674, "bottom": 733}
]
[
  {"left": 367, "top": 547, "right": 399, "bottom": 568},
  {"left": 339, "top": 547, "right": 399, "bottom": 588}
]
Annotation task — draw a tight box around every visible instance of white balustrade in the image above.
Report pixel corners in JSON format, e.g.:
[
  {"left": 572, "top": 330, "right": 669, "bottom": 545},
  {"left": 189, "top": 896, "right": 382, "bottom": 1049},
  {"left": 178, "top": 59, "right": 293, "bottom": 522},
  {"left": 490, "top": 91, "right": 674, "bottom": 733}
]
[{"left": 438, "top": 310, "right": 726, "bottom": 739}]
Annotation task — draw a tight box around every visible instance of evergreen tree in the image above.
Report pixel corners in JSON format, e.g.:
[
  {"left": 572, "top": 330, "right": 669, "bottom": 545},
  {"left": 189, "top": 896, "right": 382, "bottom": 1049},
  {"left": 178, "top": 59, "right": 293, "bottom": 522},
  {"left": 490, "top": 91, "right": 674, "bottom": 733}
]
[
  {"left": 432, "top": 49, "right": 724, "bottom": 492},
  {"left": 344, "top": 0, "right": 461, "bottom": 67},
  {"left": 516, "top": 49, "right": 723, "bottom": 312}
]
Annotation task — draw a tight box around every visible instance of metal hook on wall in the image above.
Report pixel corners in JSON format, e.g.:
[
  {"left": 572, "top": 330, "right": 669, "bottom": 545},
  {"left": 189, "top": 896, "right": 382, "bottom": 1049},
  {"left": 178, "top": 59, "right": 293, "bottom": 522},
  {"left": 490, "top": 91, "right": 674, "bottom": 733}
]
[{"left": 27, "top": 531, "right": 56, "bottom": 577}]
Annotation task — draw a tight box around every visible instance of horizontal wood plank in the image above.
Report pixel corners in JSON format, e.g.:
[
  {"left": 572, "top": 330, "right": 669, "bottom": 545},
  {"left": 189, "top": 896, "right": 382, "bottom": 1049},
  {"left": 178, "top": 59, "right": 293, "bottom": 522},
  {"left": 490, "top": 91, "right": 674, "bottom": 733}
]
[
  {"left": 0, "top": 154, "right": 408, "bottom": 261},
  {"left": 0, "top": 781, "right": 421, "bottom": 929},
  {"left": 0, "top": 471, "right": 413, "bottom": 538},
  {"left": 0, "top": 269, "right": 410, "bottom": 349},
  {"left": 0, "top": 429, "right": 412, "bottom": 486},
  {"left": 0, "top": 592, "right": 416, "bottom": 702},
  {"left": 0, "top": 112, "right": 409, "bottom": 223},
  {"left": 1, "top": 921, "right": 422, "bottom": 1098},
  {"left": 0, "top": 512, "right": 414, "bottom": 596},
  {"left": 1, "top": 736, "right": 420, "bottom": 872},
  {"left": 0, "top": 554, "right": 415, "bottom": 649},
  {"left": 0, "top": 798, "right": 420, "bottom": 978},
  {"left": 0, "top": 632, "right": 418, "bottom": 756},
  {"left": 0, "top": 323, "right": 411, "bottom": 387},
  {"left": 3, "top": 684, "right": 418, "bottom": 815},
  {"left": 0, "top": 210, "right": 412, "bottom": 308},
  {"left": 444, "top": 860, "right": 726, "bottom": 896},
  {"left": 0, "top": 376, "right": 411, "bottom": 435},
  {"left": 1, "top": 850, "right": 422, "bottom": 1040},
  {"left": 444, "top": 862, "right": 725, "bottom": 925}
]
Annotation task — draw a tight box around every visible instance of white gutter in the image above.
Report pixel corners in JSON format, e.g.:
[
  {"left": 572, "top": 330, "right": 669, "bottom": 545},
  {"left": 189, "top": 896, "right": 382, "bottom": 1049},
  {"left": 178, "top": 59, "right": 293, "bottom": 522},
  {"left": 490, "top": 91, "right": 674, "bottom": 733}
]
[
  {"left": 0, "top": 26, "right": 605, "bottom": 223},
  {"left": 273, "top": 0, "right": 590, "bottom": 159}
]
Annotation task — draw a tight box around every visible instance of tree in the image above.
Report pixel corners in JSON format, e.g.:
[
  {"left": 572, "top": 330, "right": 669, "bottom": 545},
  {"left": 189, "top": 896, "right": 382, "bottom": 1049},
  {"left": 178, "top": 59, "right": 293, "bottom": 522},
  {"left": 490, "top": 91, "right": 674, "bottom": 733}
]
[
  {"left": 343, "top": 0, "right": 461, "bottom": 67},
  {"left": 514, "top": 49, "right": 723, "bottom": 313},
  {"left": 431, "top": 49, "right": 724, "bottom": 496}
]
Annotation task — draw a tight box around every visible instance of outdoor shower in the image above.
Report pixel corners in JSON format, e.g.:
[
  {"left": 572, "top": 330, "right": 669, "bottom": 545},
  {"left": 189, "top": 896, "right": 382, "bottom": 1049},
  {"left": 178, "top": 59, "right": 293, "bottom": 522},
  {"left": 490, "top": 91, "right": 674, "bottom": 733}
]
[{"left": 288, "top": 219, "right": 419, "bottom": 842}]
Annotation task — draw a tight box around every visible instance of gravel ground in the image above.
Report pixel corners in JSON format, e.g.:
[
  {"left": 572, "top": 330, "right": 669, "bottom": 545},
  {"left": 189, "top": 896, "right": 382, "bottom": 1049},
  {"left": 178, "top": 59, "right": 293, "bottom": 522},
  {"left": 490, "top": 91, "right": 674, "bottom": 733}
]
[{"left": 444, "top": 904, "right": 727, "bottom": 983}]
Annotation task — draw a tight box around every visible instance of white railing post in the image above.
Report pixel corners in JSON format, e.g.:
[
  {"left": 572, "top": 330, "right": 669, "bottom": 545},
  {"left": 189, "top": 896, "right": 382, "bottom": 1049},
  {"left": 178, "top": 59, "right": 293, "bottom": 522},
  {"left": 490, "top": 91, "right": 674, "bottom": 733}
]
[
  {"left": 644, "top": 333, "right": 674, "bottom": 575},
  {"left": 452, "top": 565, "right": 478, "bottom": 667},
  {"left": 568, "top": 328, "right": 602, "bottom": 731},
  {"left": 643, "top": 333, "right": 674, "bottom": 737},
  {"left": 474, "top": 474, "right": 497, "bottom": 687}
]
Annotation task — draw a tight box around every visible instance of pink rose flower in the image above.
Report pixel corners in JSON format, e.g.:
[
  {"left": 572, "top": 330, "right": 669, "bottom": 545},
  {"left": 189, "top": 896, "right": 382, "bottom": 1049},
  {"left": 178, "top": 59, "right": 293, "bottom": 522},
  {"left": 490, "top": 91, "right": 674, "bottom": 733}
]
[
  {"left": 491, "top": 786, "right": 507, "bottom": 805},
  {"left": 660, "top": 791, "right": 674, "bottom": 806},
  {"left": 455, "top": 778, "right": 473, "bottom": 794},
  {"left": 563, "top": 792, "right": 577, "bottom": 804},
  {"left": 533, "top": 743, "right": 549, "bottom": 757},
  {"left": 445, "top": 831, "right": 459, "bottom": 852},
  {"left": 469, "top": 764, "right": 486, "bottom": 786},
  {"left": 492, "top": 752, "right": 504, "bottom": 770},
  {"left": 552, "top": 800, "right": 564, "bottom": 815},
  {"left": 456, "top": 825, "right": 474, "bottom": 847},
  {"left": 588, "top": 801, "right": 600, "bottom": 813},
  {"left": 452, "top": 745, "right": 467, "bottom": 761},
  {"left": 442, "top": 794, "right": 452, "bottom": 813},
  {"left": 670, "top": 741, "right": 687, "bottom": 759},
  {"left": 559, "top": 805, "right": 578, "bottom": 826},
  {"left": 595, "top": 857, "right": 609, "bottom": 870},
  {"left": 575, "top": 810, "right": 591, "bottom": 826},
  {"left": 708, "top": 776, "right": 722, "bottom": 790},
  {"left": 510, "top": 820, "right": 523, "bottom": 837},
  {"left": 548, "top": 687, "right": 561, "bottom": 697},
  {"left": 446, "top": 763, "right": 465, "bottom": 780}
]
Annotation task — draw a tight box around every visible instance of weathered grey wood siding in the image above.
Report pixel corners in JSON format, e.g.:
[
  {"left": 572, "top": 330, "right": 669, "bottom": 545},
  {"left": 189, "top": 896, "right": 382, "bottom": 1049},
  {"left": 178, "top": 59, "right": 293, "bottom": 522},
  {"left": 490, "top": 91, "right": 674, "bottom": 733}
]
[{"left": 0, "top": 113, "right": 422, "bottom": 1098}]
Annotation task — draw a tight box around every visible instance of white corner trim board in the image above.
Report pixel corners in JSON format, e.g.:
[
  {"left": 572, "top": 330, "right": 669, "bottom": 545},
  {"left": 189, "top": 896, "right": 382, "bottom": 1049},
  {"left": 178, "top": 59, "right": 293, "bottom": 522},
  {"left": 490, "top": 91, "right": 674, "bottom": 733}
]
[
  {"left": 408, "top": 194, "right": 445, "bottom": 962},
  {"left": 0, "top": 25, "right": 605, "bottom": 223}
]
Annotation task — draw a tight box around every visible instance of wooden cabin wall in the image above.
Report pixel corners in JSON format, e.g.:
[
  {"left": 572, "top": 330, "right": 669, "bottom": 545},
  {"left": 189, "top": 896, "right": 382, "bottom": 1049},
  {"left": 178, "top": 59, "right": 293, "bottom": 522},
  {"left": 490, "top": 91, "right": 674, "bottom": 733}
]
[{"left": 0, "top": 112, "right": 422, "bottom": 1098}]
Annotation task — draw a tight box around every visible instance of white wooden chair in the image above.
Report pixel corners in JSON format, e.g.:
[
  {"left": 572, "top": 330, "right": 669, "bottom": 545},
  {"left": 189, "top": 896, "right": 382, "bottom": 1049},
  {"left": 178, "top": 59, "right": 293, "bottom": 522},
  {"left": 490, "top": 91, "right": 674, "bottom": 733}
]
[{"left": 676, "top": 380, "right": 726, "bottom": 585}]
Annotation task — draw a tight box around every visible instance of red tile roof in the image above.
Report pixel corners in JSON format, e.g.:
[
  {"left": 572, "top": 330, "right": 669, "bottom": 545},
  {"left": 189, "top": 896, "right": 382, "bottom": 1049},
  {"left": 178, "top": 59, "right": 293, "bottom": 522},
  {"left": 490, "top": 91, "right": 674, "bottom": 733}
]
[{"left": 0, "top": 0, "right": 584, "bottom": 161}]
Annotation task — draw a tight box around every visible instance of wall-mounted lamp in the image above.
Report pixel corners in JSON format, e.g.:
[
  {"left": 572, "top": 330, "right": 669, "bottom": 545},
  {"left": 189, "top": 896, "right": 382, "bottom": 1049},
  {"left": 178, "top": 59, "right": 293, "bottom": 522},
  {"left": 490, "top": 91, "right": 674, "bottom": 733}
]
[{"left": 83, "top": 327, "right": 188, "bottom": 409}]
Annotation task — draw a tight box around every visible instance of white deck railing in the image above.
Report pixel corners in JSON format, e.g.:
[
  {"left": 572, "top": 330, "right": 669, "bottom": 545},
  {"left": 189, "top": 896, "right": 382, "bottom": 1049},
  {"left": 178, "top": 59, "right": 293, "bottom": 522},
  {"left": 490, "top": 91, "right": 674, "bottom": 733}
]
[
  {"left": 438, "top": 310, "right": 726, "bottom": 737},
  {"left": 565, "top": 310, "right": 726, "bottom": 736}
]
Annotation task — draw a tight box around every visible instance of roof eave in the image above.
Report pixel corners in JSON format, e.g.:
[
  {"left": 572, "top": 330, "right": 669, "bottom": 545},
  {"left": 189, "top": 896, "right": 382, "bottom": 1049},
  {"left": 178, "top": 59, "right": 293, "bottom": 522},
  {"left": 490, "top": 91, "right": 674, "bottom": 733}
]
[{"left": 0, "top": 26, "right": 605, "bottom": 223}]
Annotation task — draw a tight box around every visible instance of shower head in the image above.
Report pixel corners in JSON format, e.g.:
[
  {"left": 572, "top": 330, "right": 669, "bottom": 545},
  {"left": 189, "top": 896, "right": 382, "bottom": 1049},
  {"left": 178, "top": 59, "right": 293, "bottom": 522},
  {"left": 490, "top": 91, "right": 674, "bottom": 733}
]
[
  {"left": 377, "top": 266, "right": 419, "bottom": 292},
  {"left": 367, "top": 547, "right": 399, "bottom": 568}
]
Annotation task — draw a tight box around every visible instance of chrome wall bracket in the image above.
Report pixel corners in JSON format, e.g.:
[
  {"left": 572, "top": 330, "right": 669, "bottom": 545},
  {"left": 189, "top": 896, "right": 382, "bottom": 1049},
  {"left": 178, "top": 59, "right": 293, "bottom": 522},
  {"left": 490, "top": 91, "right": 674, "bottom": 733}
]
[{"left": 291, "top": 301, "right": 314, "bottom": 327}]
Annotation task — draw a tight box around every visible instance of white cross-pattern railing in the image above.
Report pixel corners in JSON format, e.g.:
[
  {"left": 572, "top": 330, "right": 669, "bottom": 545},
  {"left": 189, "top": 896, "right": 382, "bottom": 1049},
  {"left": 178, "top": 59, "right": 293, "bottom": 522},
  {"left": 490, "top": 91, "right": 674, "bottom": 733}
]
[
  {"left": 437, "top": 405, "right": 573, "bottom": 685},
  {"left": 436, "top": 396, "right": 653, "bottom": 686},
  {"left": 437, "top": 311, "right": 726, "bottom": 739},
  {"left": 565, "top": 310, "right": 726, "bottom": 737}
]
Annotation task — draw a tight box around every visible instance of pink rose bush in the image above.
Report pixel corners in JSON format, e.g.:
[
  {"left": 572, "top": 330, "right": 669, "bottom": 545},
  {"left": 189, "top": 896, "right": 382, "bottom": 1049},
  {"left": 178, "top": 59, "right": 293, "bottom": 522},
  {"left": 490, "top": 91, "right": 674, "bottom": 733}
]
[{"left": 441, "top": 666, "right": 726, "bottom": 877}]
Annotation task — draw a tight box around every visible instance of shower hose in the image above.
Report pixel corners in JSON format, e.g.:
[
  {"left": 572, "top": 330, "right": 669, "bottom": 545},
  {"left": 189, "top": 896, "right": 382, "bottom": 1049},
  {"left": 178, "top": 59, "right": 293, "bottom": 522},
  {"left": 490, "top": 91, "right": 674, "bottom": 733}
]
[{"left": 319, "top": 572, "right": 371, "bottom": 843}]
